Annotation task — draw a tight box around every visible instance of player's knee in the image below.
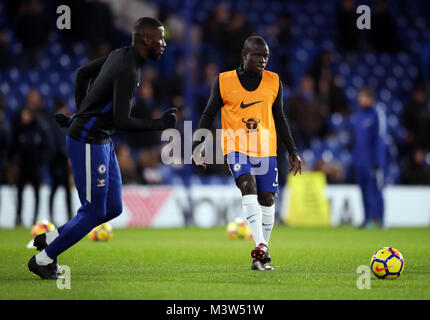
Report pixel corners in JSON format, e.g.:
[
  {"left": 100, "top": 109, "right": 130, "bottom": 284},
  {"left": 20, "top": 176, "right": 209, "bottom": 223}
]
[
  {"left": 86, "top": 199, "right": 109, "bottom": 222},
  {"left": 258, "top": 193, "right": 275, "bottom": 207},
  {"left": 237, "top": 178, "right": 257, "bottom": 195},
  {"left": 108, "top": 202, "right": 123, "bottom": 218}
]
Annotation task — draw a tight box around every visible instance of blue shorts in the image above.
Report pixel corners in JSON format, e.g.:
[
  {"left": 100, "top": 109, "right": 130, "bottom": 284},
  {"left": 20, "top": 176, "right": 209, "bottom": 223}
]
[{"left": 226, "top": 152, "right": 279, "bottom": 194}]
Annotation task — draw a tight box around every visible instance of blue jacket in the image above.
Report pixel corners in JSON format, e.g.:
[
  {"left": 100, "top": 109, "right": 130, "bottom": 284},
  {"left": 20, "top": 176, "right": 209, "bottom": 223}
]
[{"left": 351, "top": 106, "right": 386, "bottom": 169}]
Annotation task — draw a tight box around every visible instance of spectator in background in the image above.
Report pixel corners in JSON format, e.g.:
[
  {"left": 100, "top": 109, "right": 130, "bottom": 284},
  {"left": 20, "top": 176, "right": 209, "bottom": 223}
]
[
  {"left": 308, "top": 52, "right": 350, "bottom": 116},
  {"left": 201, "top": 3, "right": 229, "bottom": 48},
  {"left": 9, "top": 107, "right": 51, "bottom": 226},
  {"left": 158, "top": 8, "right": 173, "bottom": 41},
  {"left": 116, "top": 144, "right": 138, "bottom": 184},
  {"left": 14, "top": 0, "right": 51, "bottom": 68},
  {"left": 287, "top": 76, "right": 328, "bottom": 148},
  {"left": 200, "top": 5, "right": 229, "bottom": 69},
  {"left": 0, "top": 94, "right": 10, "bottom": 215},
  {"left": 419, "top": 31, "right": 430, "bottom": 87},
  {"left": 165, "top": 59, "right": 185, "bottom": 106},
  {"left": 351, "top": 87, "right": 386, "bottom": 229},
  {"left": 157, "top": 7, "right": 184, "bottom": 43},
  {"left": 86, "top": 0, "right": 113, "bottom": 59},
  {"left": 402, "top": 87, "right": 430, "bottom": 150},
  {"left": 319, "top": 74, "right": 350, "bottom": 116},
  {"left": 265, "top": 11, "right": 293, "bottom": 86},
  {"left": 123, "top": 78, "right": 162, "bottom": 149},
  {"left": 401, "top": 149, "right": 430, "bottom": 185},
  {"left": 223, "top": 10, "right": 253, "bottom": 70},
  {"left": 336, "top": 0, "right": 360, "bottom": 53},
  {"left": 369, "top": 0, "right": 402, "bottom": 53},
  {"left": 309, "top": 51, "right": 332, "bottom": 94},
  {"left": 48, "top": 98, "right": 73, "bottom": 225},
  {"left": 10, "top": 90, "right": 54, "bottom": 155},
  {"left": 195, "top": 62, "right": 219, "bottom": 118},
  {"left": 21, "top": 90, "right": 52, "bottom": 128},
  {"left": 0, "top": 30, "right": 11, "bottom": 70},
  {"left": 314, "top": 159, "right": 345, "bottom": 184},
  {"left": 137, "top": 150, "right": 164, "bottom": 184}
]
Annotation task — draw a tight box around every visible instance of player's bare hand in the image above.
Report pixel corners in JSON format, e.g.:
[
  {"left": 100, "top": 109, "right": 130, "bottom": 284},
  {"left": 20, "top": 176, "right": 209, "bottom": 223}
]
[
  {"left": 288, "top": 154, "right": 302, "bottom": 176},
  {"left": 191, "top": 151, "right": 206, "bottom": 169}
]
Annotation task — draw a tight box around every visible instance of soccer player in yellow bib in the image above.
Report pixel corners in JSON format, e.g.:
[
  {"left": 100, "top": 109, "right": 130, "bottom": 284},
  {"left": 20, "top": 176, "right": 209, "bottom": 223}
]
[{"left": 192, "top": 36, "right": 302, "bottom": 270}]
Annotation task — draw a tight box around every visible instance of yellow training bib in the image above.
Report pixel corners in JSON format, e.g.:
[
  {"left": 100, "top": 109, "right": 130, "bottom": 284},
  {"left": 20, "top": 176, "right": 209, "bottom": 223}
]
[{"left": 219, "top": 70, "right": 279, "bottom": 157}]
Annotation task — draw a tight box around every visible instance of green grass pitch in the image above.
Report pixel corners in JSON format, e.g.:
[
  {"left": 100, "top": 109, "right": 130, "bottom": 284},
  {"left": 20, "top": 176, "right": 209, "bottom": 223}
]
[{"left": 0, "top": 226, "right": 429, "bottom": 300}]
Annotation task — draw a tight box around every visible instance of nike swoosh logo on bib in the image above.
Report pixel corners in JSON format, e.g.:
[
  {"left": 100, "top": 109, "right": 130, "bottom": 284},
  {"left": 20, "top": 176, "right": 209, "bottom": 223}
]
[{"left": 240, "top": 100, "right": 263, "bottom": 109}]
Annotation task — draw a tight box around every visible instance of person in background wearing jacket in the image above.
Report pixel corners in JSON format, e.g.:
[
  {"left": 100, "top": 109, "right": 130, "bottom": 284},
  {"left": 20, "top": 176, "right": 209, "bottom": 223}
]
[{"left": 351, "top": 87, "right": 386, "bottom": 229}]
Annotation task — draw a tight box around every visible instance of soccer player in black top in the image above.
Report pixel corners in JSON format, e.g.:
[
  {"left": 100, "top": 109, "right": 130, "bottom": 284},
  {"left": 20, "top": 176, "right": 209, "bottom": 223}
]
[{"left": 28, "top": 17, "right": 177, "bottom": 279}]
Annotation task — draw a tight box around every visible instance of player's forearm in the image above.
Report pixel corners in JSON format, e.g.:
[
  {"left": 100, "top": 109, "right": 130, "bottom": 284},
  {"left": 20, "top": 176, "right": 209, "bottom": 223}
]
[
  {"left": 272, "top": 80, "right": 298, "bottom": 156},
  {"left": 276, "top": 117, "right": 298, "bottom": 156},
  {"left": 192, "top": 79, "right": 222, "bottom": 152},
  {"left": 192, "top": 113, "right": 216, "bottom": 151},
  {"left": 113, "top": 110, "right": 164, "bottom": 132}
]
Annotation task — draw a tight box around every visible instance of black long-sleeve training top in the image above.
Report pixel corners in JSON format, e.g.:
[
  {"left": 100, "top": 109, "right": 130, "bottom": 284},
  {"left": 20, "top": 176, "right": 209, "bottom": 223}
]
[
  {"left": 193, "top": 65, "right": 298, "bottom": 156},
  {"left": 68, "top": 45, "right": 164, "bottom": 144}
]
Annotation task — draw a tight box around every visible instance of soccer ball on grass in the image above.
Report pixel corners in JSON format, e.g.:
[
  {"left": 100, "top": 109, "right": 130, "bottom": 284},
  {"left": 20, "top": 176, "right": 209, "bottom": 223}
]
[
  {"left": 30, "top": 220, "right": 56, "bottom": 238},
  {"left": 88, "top": 223, "right": 113, "bottom": 241},
  {"left": 226, "top": 218, "right": 253, "bottom": 241},
  {"left": 370, "top": 247, "right": 405, "bottom": 279}
]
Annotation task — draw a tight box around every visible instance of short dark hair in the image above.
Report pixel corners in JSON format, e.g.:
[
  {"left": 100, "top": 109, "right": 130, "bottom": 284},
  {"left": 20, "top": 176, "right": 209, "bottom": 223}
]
[
  {"left": 132, "top": 17, "right": 163, "bottom": 41},
  {"left": 242, "top": 36, "right": 268, "bottom": 53},
  {"left": 358, "top": 87, "right": 375, "bottom": 99}
]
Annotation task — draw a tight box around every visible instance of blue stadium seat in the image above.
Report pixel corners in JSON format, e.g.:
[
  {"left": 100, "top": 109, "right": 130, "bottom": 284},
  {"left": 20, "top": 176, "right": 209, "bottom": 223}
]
[
  {"left": 385, "top": 77, "right": 398, "bottom": 91},
  {"left": 345, "top": 86, "right": 357, "bottom": 100},
  {"left": 0, "top": 81, "right": 10, "bottom": 95},
  {"left": 379, "top": 89, "right": 392, "bottom": 102},
  {"left": 38, "top": 82, "right": 51, "bottom": 96},
  {"left": 263, "top": 12, "right": 277, "bottom": 25},
  {"left": 391, "top": 100, "right": 403, "bottom": 115},
  {"left": 338, "top": 63, "right": 351, "bottom": 76},
  {"left": 7, "top": 96, "right": 19, "bottom": 110},
  {"left": 401, "top": 79, "right": 413, "bottom": 91},
  {"left": 321, "top": 150, "right": 334, "bottom": 163},
  {"left": 48, "top": 72, "right": 60, "bottom": 85},
  {"left": 378, "top": 53, "right": 390, "bottom": 64},
  {"left": 40, "top": 57, "right": 52, "bottom": 70},
  {"left": 322, "top": 39, "right": 334, "bottom": 51},
  {"left": 356, "top": 64, "right": 369, "bottom": 77},
  {"left": 48, "top": 43, "right": 63, "bottom": 58},
  {"left": 59, "top": 82, "right": 72, "bottom": 95},
  {"left": 352, "top": 75, "right": 364, "bottom": 89},
  {"left": 59, "top": 54, "right": 71, "bottom": 69},
  {"left": 364, "top": 53, "right": 376, "bottom": 66},
  {"left": 73, "top": 43, "right": 86, "bottom": 56},
  {"left": 374, "top": 65, "right": 386, "bottom": 78},
  {"left": 302, "top": 148, "right": 316, "bottom": 166},
  {"left": 8, "top": 68, "right": 20, "bottom": 83}
]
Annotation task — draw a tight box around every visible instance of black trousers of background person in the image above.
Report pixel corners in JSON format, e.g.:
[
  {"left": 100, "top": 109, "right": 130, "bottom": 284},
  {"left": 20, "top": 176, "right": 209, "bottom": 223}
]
[
  {"left": 16, "top": 168, "right": 42, "bottom": 226},
  {"left": 49, "top": 162, "right": 73, "bottom": 224}
]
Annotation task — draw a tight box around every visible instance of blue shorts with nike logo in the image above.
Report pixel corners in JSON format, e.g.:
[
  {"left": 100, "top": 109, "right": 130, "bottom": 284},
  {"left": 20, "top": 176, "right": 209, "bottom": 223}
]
[{"left": 226, "top": 152, "right": 279, "bottom": 194}]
